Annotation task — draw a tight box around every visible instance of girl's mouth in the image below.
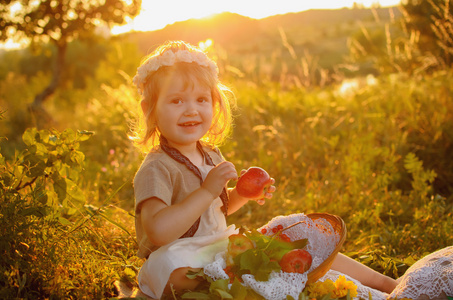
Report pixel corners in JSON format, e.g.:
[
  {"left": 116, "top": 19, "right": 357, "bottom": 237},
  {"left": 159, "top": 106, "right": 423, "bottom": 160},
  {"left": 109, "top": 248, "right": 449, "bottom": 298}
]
[{"left": 179, "top": 121, "right": 201, "bottom": 127}]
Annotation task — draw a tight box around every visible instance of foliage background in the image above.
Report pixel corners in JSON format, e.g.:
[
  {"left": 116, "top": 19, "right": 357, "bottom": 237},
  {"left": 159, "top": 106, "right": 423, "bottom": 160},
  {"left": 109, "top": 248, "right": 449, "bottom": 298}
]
[{"left": 0, "top": 3, "right": 452, "bottom": 299}]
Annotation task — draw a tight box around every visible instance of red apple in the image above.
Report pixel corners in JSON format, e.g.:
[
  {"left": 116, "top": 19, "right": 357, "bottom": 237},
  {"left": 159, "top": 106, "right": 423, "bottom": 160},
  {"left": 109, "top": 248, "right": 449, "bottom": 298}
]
[
  {"left": 227, "top": 233, "right": 255, "bottom": 257},
  {"left": 236, "top": 167, "right": 272, "bottom": 198},
  {"left": 279, "top": 249, "right": 312, "bottom": 274}
]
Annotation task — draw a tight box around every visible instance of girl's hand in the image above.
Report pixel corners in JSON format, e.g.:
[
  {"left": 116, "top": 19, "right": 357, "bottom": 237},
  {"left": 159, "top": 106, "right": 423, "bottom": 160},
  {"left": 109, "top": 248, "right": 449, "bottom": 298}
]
[
  {"left": 256, "top": 178, "right": 276, "bottom": 205},
  {"left": 202, "top": 161, "right": 238, "bottom": 199},
  {"left": 238, "top": 169, "right": 276, "bottom": 205}
]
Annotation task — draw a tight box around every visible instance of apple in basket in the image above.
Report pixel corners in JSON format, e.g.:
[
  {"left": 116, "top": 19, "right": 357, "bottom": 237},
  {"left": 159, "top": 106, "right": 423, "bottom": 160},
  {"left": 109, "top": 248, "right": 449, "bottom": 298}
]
[
  {"left": 227, "top": 233, "right": 255, "bottom": 257},
  {"left": 279, "top": 249, "right": 313, "bottom": 274},
  {"left": 236, "top": 167, "right": 272, "bottom": 198},
  {"left": 226, "top": 233, "right": 255, "bottom": 266}
]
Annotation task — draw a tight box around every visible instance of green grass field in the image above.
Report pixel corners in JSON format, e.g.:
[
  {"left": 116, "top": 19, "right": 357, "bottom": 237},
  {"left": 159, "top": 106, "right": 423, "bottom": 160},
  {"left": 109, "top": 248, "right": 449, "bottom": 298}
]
[{"left": 1, "top": 14, "right": 452, "bottom": 298}]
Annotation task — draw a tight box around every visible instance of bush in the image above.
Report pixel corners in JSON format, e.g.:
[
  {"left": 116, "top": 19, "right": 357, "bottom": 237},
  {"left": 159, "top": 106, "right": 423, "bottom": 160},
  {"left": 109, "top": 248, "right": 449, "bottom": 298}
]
[{"left": 0, "top": 127, "right": 138, "bottom": 298}]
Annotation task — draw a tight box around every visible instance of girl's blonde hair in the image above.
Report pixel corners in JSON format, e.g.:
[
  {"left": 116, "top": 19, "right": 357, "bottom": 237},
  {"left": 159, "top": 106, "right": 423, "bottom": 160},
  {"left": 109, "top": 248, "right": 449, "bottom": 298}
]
[{"left": 130, "top": 40, "right": 234, "bottom": 152}]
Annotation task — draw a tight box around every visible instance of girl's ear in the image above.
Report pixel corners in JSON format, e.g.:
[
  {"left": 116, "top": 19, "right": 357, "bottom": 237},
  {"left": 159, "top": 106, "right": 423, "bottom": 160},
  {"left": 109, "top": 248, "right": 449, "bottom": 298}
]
[{"left": 140, "top": 100, "right": 149, "bottom": 115}]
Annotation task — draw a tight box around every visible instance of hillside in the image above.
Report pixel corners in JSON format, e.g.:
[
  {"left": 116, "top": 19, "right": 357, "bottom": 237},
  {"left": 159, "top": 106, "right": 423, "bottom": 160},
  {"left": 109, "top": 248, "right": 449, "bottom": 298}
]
[
  {"left": 123, "top": 12, "right": 262, "bottom": 54},
  {"left": 260, "top": 7, "right": 401, "bottom": 29},
  {"left": 122, "top": 6, "right": 401, "bottom": 68}
]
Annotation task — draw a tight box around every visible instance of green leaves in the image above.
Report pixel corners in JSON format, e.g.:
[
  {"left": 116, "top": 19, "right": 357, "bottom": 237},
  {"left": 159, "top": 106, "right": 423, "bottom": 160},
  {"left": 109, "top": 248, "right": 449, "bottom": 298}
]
[
  {"left": 229, "top": 230, "right": 308, "bottom": 282},
  {"left": 404, "top": 152, "right": 437, "bottom": 202},
  {"left": 180, "top": 230, "right": 309, "bottom": 300},
  {"left": 181, "top": 277, "right": 251, "bottom": 300},
  {"left": 229, "top": 279, "right": 249, "bottom": 299},
  {"left": 182, "top": 292, "right": 214, "bottom": 299},
  {"left": 236, "top": 248, "right": 280, "bottom": 281},
  {"left": 3, "top": 127, "right": 94, "bottom": 220},
  {"left": 0, "top": 127, "right": 97, "bottom": 297},
  {"left": 0, "top": 126, "right": 143, "bottom": 298},
  {"left": 403, "top": 152, "right": 424, "bottom": 174},
  {"left": 18, "top": 128, "right": 95, "bottom": 207},
  {"left": 210, "top": 279, "right": 234, "bottom": 299}
]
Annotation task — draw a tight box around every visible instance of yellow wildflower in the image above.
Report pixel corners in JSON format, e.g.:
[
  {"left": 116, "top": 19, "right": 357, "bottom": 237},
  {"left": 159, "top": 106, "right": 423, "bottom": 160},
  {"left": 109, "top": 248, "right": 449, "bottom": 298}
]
[
  {"left": 305, "top": 275, "right": 358, "bottom": 299},
  {"left": 306, "top": 279, "right": 336, "bottom": 298},
  {"left": 332, "top": 275, "right": 358, "bottom": 298}
]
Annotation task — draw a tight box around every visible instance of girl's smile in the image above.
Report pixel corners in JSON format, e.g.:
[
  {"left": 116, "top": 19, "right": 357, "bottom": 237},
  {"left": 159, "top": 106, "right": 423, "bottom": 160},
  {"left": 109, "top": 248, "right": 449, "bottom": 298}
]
[{"left": 155, "top": 73, "right": 214, "bottom": 152}]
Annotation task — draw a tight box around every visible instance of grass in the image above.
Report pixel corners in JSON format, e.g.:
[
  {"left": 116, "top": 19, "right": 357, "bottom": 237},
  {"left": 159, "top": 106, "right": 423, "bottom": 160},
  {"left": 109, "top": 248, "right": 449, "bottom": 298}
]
[
  {"left": 1, "top": 9, "right": 453, "bottom": 297},
  {"left": 1, "top": 70, "right": 452, "bottom": 299}
]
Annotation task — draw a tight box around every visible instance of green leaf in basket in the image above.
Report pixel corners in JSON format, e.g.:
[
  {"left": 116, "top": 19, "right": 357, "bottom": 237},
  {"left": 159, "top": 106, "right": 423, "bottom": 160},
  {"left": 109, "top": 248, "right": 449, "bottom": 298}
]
[
  {"left": 181, "top": 292, "right": 212, "bottom": 299},
  {"left": 237, "top": 249, "right": 265, "bottom": 272},
  {"left": 209, "top": 278, "right": 229, "bottom": 292},
  {"left": 212, "top": 289, "right": 233, "bottom": 299},
  {"left": 207, "top": 279, "right": 234, "bottom": 299},
  {"left": 230, "top": 278, "right": 248, "bottom": 300},
  {"left": 291, "top": 238, "right": 309, "bottom": 249},
  {"left": 255, "top": 260, "right": 281, "bottom": 281},
  {"left": 234, "top": 248, "right": 281, "bottom": 281},
  {"left": 185, "top": 269, "right": 205, "bottom": 280}
]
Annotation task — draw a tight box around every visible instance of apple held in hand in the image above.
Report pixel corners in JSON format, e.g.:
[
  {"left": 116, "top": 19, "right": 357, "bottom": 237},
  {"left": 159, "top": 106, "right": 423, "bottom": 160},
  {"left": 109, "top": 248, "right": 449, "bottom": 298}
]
[
  {"left": 227, "top": 233, "right": 255, "bottom": 257},
  {"left": 236, "top": 167, "right": 272, "bottom": 198},
  {"left": 279, "top": 249, "right": 313, "bottom": 274}
]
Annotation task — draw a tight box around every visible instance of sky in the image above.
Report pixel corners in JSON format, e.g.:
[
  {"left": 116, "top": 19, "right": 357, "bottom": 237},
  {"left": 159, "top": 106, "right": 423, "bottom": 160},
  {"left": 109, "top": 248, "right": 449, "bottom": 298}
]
[
  {"left": 111, "top": 0, "right": 401, "bottom": 35},
  {"left": 1, "top": 0, "right": 401, "bottom": 49}
]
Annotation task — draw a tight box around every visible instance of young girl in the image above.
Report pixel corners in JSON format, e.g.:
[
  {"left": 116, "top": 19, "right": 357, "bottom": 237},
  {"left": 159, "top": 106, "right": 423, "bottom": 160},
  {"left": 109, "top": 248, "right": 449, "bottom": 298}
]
[
  {"left": 131, "top": 40, "right": 397, "bottom": 299},
  {"left": 131, "top": 40, "right": 276, "bottom": 298}
]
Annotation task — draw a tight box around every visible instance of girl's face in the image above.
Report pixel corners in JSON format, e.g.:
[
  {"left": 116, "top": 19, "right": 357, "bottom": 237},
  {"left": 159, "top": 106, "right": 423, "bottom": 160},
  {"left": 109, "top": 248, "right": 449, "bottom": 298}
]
[{"left": 155, "top": 72, "right": 214, "bottom": 150}]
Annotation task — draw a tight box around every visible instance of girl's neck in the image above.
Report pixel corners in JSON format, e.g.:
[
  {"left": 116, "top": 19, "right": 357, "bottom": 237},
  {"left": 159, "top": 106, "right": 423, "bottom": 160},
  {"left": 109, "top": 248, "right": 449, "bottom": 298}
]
[
  {"left": 183, "top": 147, "right": 205, "bottom": 166},
  {"left": 166, "top": 140, "right": 205, "bottom": 166}
]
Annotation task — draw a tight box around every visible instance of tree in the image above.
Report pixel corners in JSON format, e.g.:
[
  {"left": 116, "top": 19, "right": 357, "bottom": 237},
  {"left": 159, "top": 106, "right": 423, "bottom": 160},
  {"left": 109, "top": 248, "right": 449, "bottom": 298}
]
[{"left": 0, "top": 0, "right": 142, "bottom": 125}]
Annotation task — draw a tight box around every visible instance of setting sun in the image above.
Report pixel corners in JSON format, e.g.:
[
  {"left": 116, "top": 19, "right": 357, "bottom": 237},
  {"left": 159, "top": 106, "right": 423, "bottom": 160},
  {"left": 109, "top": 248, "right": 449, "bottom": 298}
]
[{"left": 111, "top": 0, "right": 401, "bottom": 35}]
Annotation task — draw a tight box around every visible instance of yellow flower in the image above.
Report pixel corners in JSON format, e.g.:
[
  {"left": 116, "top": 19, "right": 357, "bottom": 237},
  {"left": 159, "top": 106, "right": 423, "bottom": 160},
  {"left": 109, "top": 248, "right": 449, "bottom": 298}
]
[
  {"left": 306, "top": 279, "right": 336, "bottom": 297},
  {"left": 305, "top": 275, "right": 358, "bottom": 299},
  {"left": 332, "top": 275, "right": 358, "bottom": 298}
]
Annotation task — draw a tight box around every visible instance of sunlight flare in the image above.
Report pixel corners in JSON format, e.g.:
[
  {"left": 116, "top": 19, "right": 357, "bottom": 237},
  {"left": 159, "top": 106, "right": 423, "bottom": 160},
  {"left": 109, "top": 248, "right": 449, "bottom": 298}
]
[{"left": 111, "top": 0, "right": 400, "bottom": 34}]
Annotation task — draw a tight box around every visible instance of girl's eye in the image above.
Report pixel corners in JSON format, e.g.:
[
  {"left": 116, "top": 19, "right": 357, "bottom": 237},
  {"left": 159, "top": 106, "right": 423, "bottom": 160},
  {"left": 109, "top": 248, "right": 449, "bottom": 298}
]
[
  {"left": 198, "top": 97, "right": 210, "bottom": 103},
  {"left": 171, "top": 98, "right": 183, "bottom": 104}
]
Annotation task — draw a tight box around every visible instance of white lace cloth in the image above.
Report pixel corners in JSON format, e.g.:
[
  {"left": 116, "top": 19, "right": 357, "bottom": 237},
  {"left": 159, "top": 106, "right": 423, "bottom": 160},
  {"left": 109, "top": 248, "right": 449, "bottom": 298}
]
[
  {"left": 389, "top": 246, "right": 453, "bottom": 300},
  {"left": 204, "top": 213, "right": 453, "bottom": 300},
  {"left": 204, "top": 213, "right": 345, "bottom": 299}
]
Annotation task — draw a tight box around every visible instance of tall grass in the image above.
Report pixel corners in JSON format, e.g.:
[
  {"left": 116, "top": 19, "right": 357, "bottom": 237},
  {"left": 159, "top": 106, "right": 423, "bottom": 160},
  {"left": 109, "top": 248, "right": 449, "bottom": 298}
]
[
  {"left": 226, "top": 70, "right": 453, "bottom": 277},
  {"left": 0, "top": 7, "right": 452, "bottom": 298},
  {"left": 349, "top": 1, "right": 453, "bottom": 74}
]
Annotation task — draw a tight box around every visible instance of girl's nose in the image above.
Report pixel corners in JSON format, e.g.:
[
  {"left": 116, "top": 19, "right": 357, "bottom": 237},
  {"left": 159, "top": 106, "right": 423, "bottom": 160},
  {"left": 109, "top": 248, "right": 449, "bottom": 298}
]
[{"left": 183, "top": 101, "right": 198, "bottom": 116}]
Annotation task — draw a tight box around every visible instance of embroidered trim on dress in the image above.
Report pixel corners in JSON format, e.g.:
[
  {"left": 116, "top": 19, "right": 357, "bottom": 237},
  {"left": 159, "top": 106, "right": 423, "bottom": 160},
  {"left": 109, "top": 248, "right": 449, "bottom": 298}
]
[{"left": 159, "top": 136, "right": 229, "bottom": 238}]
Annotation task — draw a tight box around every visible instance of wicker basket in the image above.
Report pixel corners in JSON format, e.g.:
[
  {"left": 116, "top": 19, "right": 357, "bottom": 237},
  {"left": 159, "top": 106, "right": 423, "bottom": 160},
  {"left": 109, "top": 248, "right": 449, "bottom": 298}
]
[{"left": 303, "top": 213, "right": 347, "bottom": 284}]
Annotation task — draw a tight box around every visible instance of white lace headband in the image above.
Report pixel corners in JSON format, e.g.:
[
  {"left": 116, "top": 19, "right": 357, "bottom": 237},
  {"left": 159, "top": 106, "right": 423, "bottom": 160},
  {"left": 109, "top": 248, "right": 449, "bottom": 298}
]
[{"left": 133, "top": 49, "right": 219, "bottom": 95}]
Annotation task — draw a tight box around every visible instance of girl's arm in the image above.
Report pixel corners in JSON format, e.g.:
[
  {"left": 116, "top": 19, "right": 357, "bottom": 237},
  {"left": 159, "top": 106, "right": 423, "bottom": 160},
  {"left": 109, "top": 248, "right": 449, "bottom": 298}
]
[
  {"left": 140, "top": 188, "right": 216, "bottom": 246},
  {"left": 140, "top": 161, "right": 238, "bottom": 246},
  {"left": 226, "top": 188, "right": 250, "bottom": 215}
]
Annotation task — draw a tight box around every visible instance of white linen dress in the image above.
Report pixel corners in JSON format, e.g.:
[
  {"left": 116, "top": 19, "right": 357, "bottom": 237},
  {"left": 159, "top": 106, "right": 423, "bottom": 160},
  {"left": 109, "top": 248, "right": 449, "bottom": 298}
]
[{"left": 137, "top": 165, "right": 238, "bottom": 299}]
